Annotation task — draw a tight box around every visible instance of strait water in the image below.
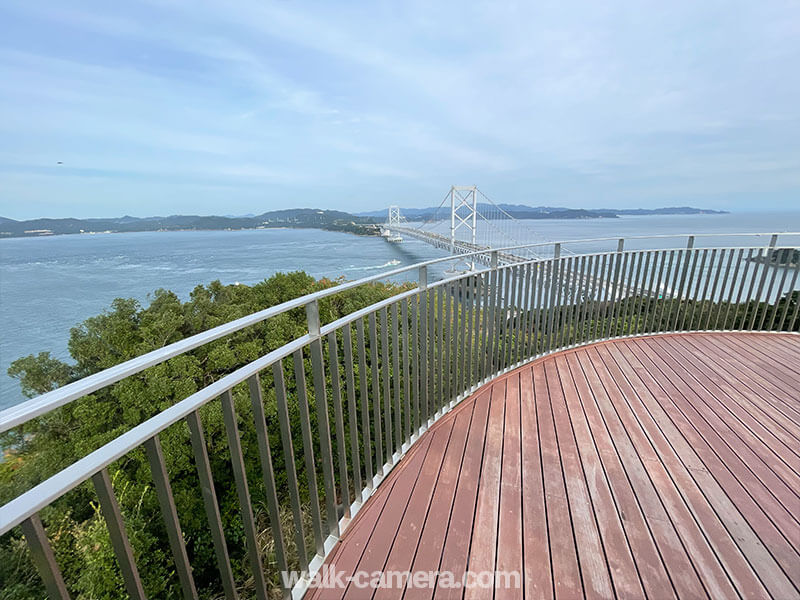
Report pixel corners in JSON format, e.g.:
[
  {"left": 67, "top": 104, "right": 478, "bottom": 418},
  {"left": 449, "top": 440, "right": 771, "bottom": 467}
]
[{"left": 2, "top": 211, "right": 799, "bottom": 410}]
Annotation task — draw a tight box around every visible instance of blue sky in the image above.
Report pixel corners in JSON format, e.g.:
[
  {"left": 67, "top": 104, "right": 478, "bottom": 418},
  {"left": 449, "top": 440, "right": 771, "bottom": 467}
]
[{"left": 0, "top": 0, "right": 798, "bottom": 219}]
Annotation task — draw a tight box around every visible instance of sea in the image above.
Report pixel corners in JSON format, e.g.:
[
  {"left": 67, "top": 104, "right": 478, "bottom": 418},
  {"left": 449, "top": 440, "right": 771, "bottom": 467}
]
[{"left": 1, "top": 211, "right": 799, "bottom": 411}]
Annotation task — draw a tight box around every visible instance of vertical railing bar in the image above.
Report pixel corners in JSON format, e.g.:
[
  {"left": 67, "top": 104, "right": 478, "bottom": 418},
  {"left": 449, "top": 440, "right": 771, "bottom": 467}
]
[
  {"left": 519, "top": 262, "right": 533, "bottom": 360},
  {"left": 787, "top": 269, "right": 800, "bottom": 331},
  {"left": 513, "top": 264, "right": 525, "bottom": 362},
  {"left": 704, "top": 249, "right": 725, "bottom": 330},
  {"left": 355, "top": 318, "right": 373, "bottom": 485},
  {"left": 603, "top": 245, "right": 623, "bottom": 340},
  {"left": 723, "top": 249, "right": 747, "bottom": 329},
  {"left": 477, "top": 271, "right": 488, "bottom": 382},
  {"left": 596, "top": 253, "right": 619, "bottom": 339},
  {"left": 777, "top": 262, "right": 800, "bottom": 331},
  {"left": 666, "top": 248, "right": 687, "bottom": 331},
  {"left": 688, "top": 249, "right": 711, "bottom": 331},
  {"left": 419, "top": 290, "right": 429, "bottom": 425},
  {"left": 672, "top": 248, "right": 697, "bottom": 332},
  {"left": 642, "top": 251, "right": 659, "bottom": 333},
  {"left": 443, "top": 281, "right": 452, "bottom": 405},
  {"left": 401, "top": 299, "right": 412, "bottom": 440},
  {"left": 745, "top": 248, "right": 765, "bottom": 330},
  {"left": 410, "top": 297, "right": 421, "bottom": 432},
  {"left": 428, "top": 286, "right": 437, "bottom": 420},
  {"left": 481, "top": 266, "right": 492, "bottom": 379},
  {"left": 485, "top": 253, "right": 498, "bottom": 377},
  {"left": 455, "top": 277, "right": 465, "bottom": 396},
  {"left": 436, "top": 287, "right": 445, "bottom": 409},
  {"left": 368, "top": 313, "right": 384, "bottom": 471},
  {"left": 543, "top": 261, "right": 556, "bottom": 351},
  {"left": 342, "top": 325, "right": 363, "bottom": 494},
  {"left": 591, "top": 254, "right": 608, "bottom": 340},
  {"left": 734, "top": 248, "right": 757, "bottom": 329},
  {"left": 247, "top": 374, "right": 290, "bottom": 594},
  {"left": 144, "top": 435, "right": 200, "bottom": 600},
  {"left": 559, "top": 257, "right": 574, "bottom": 348},
  {"left": 380, "top": 308, "right": 393, "bottom": 460},
  {"left": 578, "top": 256, "right": 592, "bottom": 343},
  {"left": 587, "top": 254, "right": 603, "bottom": 341},
  {"left": 710, "top": 248, "right": 735, "bottom": 330},
  {"left": 185, "top": 410, "right": 238, "bottom": 599},
  {"left": 306, "top": 305, "right": 339, "bottom": 538},
  {"left": 768, "top": 260, "right": 791, "bottom": 331},
  {"left": 292, "top": 350, "right": 325, "bottom": 554},
  {"left": 679, "top": 248, "right": 714, "bottom": 331},
  {"left": 20, "top": 514, "right": 71, "bottom": 600},
  {"left": 628, "top": 251, "right": 645, "bottom": 336},
  {"left": 220, "top": 390, "right": 268, "bottom": 600},
  {"left": 619, "top": 252, "right": 637, "bottom": 337},
  {"left": 656, "top": 250, "right": 677, "bottom": 331},
  {"left": 327, "top": 331, "right": 350, "bottom": 512},
  {"left": 506, "top": 264, "right": 518, "bottom": 367},
  {"left": 500, "top": 267, "right": 513, "bottom": 367},
  {"left": 758, "top": 258, "right": 781, "bottom": 330},
  {"left": 91, "top": 468, "right": 147, "bottom": 600},
  {"left": 391, "top": 303, "right": 402, "bottom": 449},
  {"left": 609, "top": 252, "right": 629, "bottom": 338},
  {"left": 467, "top": 274, "right": 478, "bottom": 388},
  {"left": 492, "top": 268, "right": 505, "bottom": 369}
]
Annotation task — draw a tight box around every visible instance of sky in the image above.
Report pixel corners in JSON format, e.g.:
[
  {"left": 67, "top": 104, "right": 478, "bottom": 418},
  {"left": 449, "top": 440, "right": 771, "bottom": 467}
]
[{"left": 0, "top": 0, "right": 798, "bottom": 220}]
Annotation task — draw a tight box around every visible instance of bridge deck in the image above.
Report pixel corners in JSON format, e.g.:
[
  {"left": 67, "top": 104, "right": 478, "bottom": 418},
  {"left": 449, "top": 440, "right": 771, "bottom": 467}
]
[{"left": 306, "top": 332, "right": 800, "bottom": 599}]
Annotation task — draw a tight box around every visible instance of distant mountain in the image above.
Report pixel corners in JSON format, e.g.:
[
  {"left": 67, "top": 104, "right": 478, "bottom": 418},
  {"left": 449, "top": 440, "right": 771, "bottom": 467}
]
[
  {"left": 356, "top": 204, "right": 728, "bottom": 219},
  {"left": 0, "top": 208, "right": 382, "bottom": 239}
]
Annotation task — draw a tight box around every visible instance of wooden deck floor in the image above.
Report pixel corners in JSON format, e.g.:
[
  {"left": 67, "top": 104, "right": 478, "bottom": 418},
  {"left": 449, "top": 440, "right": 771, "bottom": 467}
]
[{"left": 307, "top": 332, "right": 800, "bottom": 599}]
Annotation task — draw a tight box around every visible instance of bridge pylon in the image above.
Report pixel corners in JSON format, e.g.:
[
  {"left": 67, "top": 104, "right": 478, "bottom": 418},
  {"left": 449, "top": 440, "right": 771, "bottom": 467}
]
[
  {"left": 450, "top": 185, "right": 478, "bottom": 268},
  {"left": 388, "top": 205, "right": 402, "bottom": 227}
]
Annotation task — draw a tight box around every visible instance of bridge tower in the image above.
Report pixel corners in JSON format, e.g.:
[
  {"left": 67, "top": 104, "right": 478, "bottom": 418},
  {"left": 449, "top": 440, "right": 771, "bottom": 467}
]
[
  {"left": 450, "top": 185, "right": 478, "bottom": 253},
  {"left": 388, "top": 205, "right": 401, "bottom": 227}
]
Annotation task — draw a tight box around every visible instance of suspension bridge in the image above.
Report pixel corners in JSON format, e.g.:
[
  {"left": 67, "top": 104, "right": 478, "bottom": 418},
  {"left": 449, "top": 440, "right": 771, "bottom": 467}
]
[{"left": 381, "top": 185, "right": 654, "bottom": 301}]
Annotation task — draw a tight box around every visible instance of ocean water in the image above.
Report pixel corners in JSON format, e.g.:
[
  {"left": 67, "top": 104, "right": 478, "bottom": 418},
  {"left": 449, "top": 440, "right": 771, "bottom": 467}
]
[{"left": 1, "top": 211, "right": 799, "bottom": 410}]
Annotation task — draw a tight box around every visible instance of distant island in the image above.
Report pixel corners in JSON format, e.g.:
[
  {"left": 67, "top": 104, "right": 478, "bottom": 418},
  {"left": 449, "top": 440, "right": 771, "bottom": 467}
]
[
  {"left": 356, "top": 204, "right": 728, "bottom": 220},
  {"left": 0, "top": 204, "right": 728, "bottom": 239}
]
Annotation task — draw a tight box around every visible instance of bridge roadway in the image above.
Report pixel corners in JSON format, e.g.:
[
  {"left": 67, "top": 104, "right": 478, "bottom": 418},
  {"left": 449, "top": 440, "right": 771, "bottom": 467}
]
[{"left": 389, "top": 224, "right": 530, "bottom": 266}]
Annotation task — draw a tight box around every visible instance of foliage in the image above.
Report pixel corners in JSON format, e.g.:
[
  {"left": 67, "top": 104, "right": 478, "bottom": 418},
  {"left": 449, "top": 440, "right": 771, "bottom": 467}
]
[{"left": 1, "top": 272, "right": 411, "bottom": 600}]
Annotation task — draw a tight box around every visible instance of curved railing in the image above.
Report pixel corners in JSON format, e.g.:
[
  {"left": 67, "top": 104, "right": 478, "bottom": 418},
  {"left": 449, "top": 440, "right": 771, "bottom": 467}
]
[{"left": 1, "top": 233, "right": 799, "bottom": 599}]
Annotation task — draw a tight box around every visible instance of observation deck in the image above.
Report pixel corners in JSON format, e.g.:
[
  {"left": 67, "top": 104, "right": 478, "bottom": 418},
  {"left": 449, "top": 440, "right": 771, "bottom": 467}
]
[
  {"left": 308, "top": 332, "right": 799, "bottom": 599},
  {"left": 1, "top": 233, "right": 798, "bottom": 600}
]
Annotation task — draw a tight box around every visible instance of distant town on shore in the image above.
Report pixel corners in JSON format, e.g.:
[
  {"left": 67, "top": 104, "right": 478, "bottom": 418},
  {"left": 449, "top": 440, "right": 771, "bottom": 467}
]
[{"left": 0, "top": 205, "right": 728, "bottom": 239}]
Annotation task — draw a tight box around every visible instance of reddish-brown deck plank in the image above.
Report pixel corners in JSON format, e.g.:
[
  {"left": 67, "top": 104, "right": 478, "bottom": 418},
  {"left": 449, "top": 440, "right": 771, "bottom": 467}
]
[{"left": 306, "top": 332, "right": 800, "bottom": 600}]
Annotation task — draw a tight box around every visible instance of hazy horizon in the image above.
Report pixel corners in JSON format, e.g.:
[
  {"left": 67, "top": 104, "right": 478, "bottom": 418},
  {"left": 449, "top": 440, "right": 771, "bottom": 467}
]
[{"left": 1, "top": 1, "right": 799, "bottom": 220}]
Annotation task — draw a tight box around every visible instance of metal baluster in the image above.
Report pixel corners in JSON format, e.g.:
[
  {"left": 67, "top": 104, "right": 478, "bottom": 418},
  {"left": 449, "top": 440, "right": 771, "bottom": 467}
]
[
  {"left": 436, "top": 288, "right": 444, "bottom": 409},
  {"left": 220, "top": 390, "right": 268, "bottom": 600},
  {"left": 401, "top": 299, "right": 411, "bottom": 440},
  {"left": 768, "top": 260, "right": 791, "bottom": 331},
  {"left": 485, "top": 252, "right": 498, "bottom": 376},
  {"left": 419, "top": 290, "right": 429, "bottom": 425},
  {"left": 20, "top": 514, "right": 70, "bottom": 600},
  {"left": 758, "top": 250, "right": 782, "bottom": 330},
  {"left": 355, "top": 319, "right": 373, "bottom": 485},
  {"left": 342, "top": 325, "right": 362, "bottom": 495},
  {"left": 723, "top": 249, "right": 747, "bottom": 329},
  {"left": 91, "top": 468, "right": 147, "bottom": 600},
  {"left": 744, "top": 249, "right": 764, "bottom": 330},
  {"left": 410, "top": 297, "right": 421, "bottom": 432},
  {"left": 704, "top": 249, "right": 726, "bottom": 330},
  {"left": 368, "top": 313, "right": 384, "bottom": 472},
  {"left": 391, "top": 304, "right": 402, "bottom": 448},
  {"left": 682, "top": 249, "right": 706, "bottom": 331},
  {"left": 327, "top": 331, "right": 350, "bottom": 512},
  {"left": 443, "top": 282, "right": 452, "bottom": 404},
  {"left": 186, "top": 410, "right": 238, "bottom": 599},
  {"left": 143, "top": 435, "right": 199, "bottom": 600},
  {"left": 777, "top": 263, "right": 800, "bottom": 331},
  {"left": 380, "top": 308, "right": 393, "bottom": 459},
  {"left": 292, "top": 350, "right": 325, "bottom": 554}
]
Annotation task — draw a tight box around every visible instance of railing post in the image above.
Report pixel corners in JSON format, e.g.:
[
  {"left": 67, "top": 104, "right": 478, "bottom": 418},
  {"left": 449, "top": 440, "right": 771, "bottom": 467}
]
[
  {"left": 491, "top": 250, "right": 499, "bottom": 269},
  {"left": 617, "top": 239, "right": 624, "bottom": 253},
  {"left": 769, "top": 234, "right": 778, "bottom": 249},
  {"left": 419, "top": 265, "right": 428, "bottom": 290},
  {"left": 554, "top": 243, "right": 561, "bottom": 260},
  {"left": 686, "top": 236, "right": 695, "bottom": 249},
  {"left": 305, "top": 299, "right": 339, "bottom": 539}
]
